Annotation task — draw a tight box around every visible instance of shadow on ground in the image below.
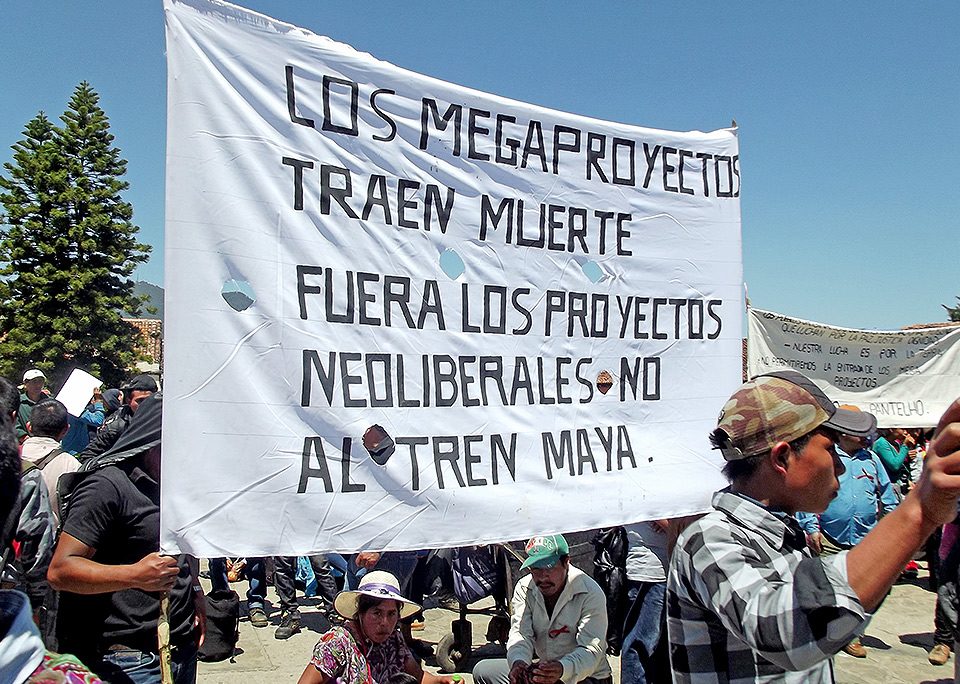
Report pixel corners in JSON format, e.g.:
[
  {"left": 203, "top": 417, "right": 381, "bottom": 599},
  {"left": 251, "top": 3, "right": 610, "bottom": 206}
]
[
  {"left": 901, "top": 631, "right": 937, "bottom": 651},
  {"left": 861, "top": 635, "right": 891, "bottom": 651}
]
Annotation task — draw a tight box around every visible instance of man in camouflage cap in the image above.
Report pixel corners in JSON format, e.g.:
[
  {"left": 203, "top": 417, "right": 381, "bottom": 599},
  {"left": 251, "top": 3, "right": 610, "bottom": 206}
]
[{"left": 666, "top": 370, "right": 960, "bottom": 683}]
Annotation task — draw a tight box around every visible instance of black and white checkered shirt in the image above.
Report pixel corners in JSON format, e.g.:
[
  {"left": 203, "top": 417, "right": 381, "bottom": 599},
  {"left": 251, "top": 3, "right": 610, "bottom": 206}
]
[{"left": 666, "top": 490, "right": 868, "bottom": 683}]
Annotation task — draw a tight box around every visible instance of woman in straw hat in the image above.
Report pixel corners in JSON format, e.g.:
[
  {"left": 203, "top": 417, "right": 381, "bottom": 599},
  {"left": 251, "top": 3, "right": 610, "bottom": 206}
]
[{"left": 298, "top": 570, "right": 457, "bottom": 684}]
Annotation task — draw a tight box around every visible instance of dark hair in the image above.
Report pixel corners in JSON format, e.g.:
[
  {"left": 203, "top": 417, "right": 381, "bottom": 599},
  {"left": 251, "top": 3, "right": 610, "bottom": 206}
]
[
  {"left": 102, "top": 388, "right": 123, "bottom": 413},
  {"left": 720, "top": 453, "right": 765, "bottom": 482},
  {"left": 29, "top": 399, "right": 68, "bottom": 438},
  {"left": 718, "top": 428, "right": 829, "bottom": 482},
  {"left": 385, "top": 674, "right": 418, "bottom": 684},
  {"left": 0, "top": 414, "right": 21, "bottom": 547},
  {"left": 0, "top": 377, "right": 20, "bottom": 420},
  {"left": 356, "top": 594, "right": 401, "bottom": 617}
]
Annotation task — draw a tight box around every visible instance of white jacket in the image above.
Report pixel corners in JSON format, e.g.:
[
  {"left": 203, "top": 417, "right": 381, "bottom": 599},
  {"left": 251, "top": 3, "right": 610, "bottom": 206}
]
[
  {"left": 506, "top": 564, "right": 611, "bottom": 683},
  {"left": 20, "top": 436, "right": 80, "bottom": 522}
]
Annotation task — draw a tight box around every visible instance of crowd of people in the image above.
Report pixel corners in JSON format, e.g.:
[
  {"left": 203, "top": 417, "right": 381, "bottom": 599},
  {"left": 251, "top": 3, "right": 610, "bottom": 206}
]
[{"left": 1, "top": 365, "right": 959, "bottom": 684}]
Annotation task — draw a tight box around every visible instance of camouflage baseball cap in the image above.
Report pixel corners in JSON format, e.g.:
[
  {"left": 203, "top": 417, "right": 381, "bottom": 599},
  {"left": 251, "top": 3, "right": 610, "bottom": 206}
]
[{"left": 714, "top": 370, "right": 875, "bottom": 460}]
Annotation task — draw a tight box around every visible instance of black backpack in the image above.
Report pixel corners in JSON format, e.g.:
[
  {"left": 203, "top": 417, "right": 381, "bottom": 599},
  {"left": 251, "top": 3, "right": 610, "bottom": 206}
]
[
  {"left": 197, "top": 589, "right": 240, "bottom": 662},
  {"left": 591, "top": 526, "right": 628, "bottom": 655},
  {"left": 452, "top": 545, "right": 502, "bottom": 605}
]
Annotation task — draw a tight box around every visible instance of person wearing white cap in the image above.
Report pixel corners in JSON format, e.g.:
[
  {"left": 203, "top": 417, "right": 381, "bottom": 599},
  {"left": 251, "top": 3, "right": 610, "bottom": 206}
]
[
  {"left": 16, "top": 369, "right": 48, "bottom": 443},
  {"left": 297, "top": 571, "right": 456, "bottom": 684}
]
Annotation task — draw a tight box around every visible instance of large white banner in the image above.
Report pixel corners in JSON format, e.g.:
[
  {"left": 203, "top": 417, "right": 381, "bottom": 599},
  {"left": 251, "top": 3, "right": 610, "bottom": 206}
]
[
  {"left": 162, "top": 0, "right": 743, "bottom": 556},
  {"left": 748, "top": 308, "right": 960, "bottom": 428}
]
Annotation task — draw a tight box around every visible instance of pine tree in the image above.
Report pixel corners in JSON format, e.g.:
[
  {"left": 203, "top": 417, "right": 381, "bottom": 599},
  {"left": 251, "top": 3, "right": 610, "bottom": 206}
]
[
  {"left": 0, "top": 83, "right": 151, "bottom": 387},
  {"left": 945, "top": 296, "right": 960, "bottom": 322}
]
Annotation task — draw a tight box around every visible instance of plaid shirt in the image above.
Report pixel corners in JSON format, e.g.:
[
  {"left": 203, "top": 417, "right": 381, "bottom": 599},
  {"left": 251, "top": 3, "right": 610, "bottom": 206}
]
[{"left": 666, "top": 490, "right": 868, "bottom": 683}]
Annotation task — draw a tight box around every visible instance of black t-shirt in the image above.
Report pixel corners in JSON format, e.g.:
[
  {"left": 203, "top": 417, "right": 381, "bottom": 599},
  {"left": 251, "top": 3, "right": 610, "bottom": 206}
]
[{"left": 58, "top": 463, "right": 194, "bottom": 658}]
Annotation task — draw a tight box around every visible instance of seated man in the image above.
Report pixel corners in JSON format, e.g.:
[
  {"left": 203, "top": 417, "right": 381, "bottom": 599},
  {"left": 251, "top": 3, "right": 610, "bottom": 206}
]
[
  {"left": 474, "top": 534, "right": 611, "bottom": 684},
  {"left": 668, "top": 370, "right": 960, "bottom": 682}
]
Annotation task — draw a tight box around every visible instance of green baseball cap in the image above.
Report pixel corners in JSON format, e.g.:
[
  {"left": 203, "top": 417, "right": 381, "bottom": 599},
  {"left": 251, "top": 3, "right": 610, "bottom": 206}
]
[{"left": 520, "top": 534, "right": 569, "bottom": 570}]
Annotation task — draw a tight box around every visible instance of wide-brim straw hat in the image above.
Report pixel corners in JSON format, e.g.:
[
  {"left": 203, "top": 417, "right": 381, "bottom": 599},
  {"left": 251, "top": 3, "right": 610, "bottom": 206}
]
[{"left": 333, "top": 570, "right": 421, "bottom": 620}]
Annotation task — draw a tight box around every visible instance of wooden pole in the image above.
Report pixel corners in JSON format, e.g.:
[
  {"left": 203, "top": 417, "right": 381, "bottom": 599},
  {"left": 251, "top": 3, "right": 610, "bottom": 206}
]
[{"left": 159, "top": 592, "right": 174, "bottom": 684}]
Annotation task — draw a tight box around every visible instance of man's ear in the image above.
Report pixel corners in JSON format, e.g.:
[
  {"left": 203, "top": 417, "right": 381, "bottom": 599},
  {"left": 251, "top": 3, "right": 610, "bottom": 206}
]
[
  {"left": 25, "top": 420, "right": 32, "bottom": 436},
  {"left": 769, "top": 441, "right": 792, "bottom": 475},
  {"left": 56, "top": 424, "right": 69, "bottom": 441}
]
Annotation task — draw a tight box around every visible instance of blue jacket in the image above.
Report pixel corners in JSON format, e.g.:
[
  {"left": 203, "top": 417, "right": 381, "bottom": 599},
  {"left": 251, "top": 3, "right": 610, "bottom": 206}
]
[
  {"left": 60, "top": 402, "right": 106, "bottom": 454},
  {"left": 797, "top": 447, "right": 898, "bottom": 547}
]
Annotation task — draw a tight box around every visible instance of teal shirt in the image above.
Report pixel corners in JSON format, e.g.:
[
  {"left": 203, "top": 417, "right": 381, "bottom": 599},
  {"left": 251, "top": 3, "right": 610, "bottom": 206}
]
[{"left": 872, "top": 436, "right": 908, "bottom": 479}]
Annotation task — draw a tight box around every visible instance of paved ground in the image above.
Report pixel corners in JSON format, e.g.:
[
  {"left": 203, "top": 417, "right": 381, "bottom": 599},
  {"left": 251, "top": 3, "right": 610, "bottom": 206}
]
[{"left": 197, "top": 562, "right": 955, "bottom": 684}]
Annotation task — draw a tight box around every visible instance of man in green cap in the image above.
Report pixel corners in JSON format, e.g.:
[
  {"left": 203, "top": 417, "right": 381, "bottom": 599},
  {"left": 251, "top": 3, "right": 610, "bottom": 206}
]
[{"left": 473, "top": 534, "right": 611, "bottom": 684}]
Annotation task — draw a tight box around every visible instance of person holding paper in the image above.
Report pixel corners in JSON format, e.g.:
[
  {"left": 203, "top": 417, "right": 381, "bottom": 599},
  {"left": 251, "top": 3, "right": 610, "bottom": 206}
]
[
  {"left": 78, "top": 374, "right": 157, "bottom": 460},
  {"left": 60, "top": 387, "right": 106, "bottom": 454}
]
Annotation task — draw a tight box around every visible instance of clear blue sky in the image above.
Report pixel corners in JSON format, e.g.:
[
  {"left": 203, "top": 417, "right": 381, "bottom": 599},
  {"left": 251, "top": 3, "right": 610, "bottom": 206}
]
[{"left": 2, "top": 2, "right": 957, "bottom": 330}]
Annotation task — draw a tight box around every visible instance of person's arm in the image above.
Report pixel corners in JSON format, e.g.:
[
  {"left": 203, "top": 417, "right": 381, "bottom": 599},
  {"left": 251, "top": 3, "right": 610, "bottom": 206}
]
[
  {"left": 298, "top": 629, "right": 350, "bottom": 684},
  {"left": 186, "top": 555, "right": 206, "bottom": 646},
  {"left": 16, "top": 403, "right": 30, "bottom": 442},
  {"left": 873, "top": 453, "right": 899, "bottom": 515},
  {"left": 402, "top": 654, "right": 455, "bottom": 684},
  {"left": 79, "top": 401, "right": 105, "bottom": 428},
  {"left": 553, "top": 587, "right": 608, "bottom": 684},
  {"left": 47, "top": 471, "right": 180, "bottom": 593},
  {"left": 873, "top": 437, "right": 908, "bottom": 476},
  {"left": 47, "top": 532, "right": 180, "bottom": 593},
  {"left": 795, "top": 513, "right": 822, "bottom": 554},
  {"left": 795, "top": 512, "right": 819, "bottom": 534},
  {"left": 355, "top": 551, "right": 381, "bottom": 570},
  {"left": 505, "top": 578, "right": 535, "bottom": 668},
  {"left": 297, "top": 664, "right": 331, "bottom": 684},
  {"left": 846, "top": 400, "right": 960, "bottom": 611}
]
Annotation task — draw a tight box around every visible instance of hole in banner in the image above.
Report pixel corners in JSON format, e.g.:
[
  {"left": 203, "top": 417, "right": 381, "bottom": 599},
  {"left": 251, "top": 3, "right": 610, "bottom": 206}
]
[
  {"left": 439, "top": 249, "right": 465, "bottom": 280},
  {"left": 363, "top": 424, "right": 395, "bottom": 466},
  {"left": 221, "top": 279, "right": 256, "bottom": 311},
  {"left": 596, "top": 370, "right": 613, "bottom": 395},
  {"left": 581, "top": 260, "right": 603, "bottom": 283}
]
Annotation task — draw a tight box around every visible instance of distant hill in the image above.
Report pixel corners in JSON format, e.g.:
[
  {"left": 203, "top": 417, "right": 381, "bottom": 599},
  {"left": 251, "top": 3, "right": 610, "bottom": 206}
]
[{"left": 129, "top": 281, "right": 164, "bottom": 321}]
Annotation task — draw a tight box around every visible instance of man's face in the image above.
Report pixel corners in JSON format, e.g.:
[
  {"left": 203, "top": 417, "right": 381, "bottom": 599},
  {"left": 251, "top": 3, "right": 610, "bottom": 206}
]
[
  {"left": 129, "top": 390, "right": 152, "bottom": 412},
  {"left": 530, "top": 557, "right": 569, "bottom": 600},
  {"left": 838, "top": 433, "right": 865, "bottom": 455},
  {"left": 784, "top": 430, "right": 844, "bottom": 514},
  {"left": 24, "top": 377, "right": 45, "bottom": 397}
]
